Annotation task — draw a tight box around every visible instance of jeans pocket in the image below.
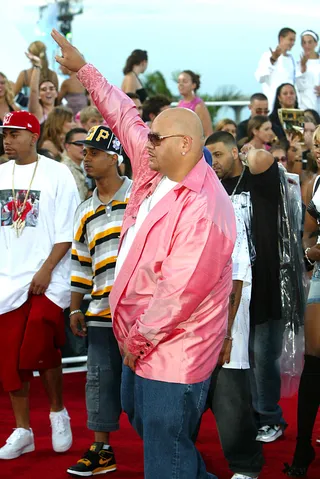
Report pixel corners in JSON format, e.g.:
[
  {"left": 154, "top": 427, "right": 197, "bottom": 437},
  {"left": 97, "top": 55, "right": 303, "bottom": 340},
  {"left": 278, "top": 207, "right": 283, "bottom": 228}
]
[{"left": 86, "top": 365, "right": 100, "bottom": 414}]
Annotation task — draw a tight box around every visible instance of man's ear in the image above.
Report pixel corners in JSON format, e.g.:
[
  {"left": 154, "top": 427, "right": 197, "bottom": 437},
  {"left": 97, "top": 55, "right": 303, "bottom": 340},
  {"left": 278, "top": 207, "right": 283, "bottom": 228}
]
[
  {"left": 231, "top": 146, "right": 239, "bottom": 160},
  {"left": 31, "top": 133, "right": 39, "bottom": 146}
]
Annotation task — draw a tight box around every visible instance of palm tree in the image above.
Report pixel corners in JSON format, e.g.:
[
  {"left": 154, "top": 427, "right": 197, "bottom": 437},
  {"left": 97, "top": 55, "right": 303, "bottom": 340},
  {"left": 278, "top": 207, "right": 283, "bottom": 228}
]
[
  {"left": 143, "top": 71, "right": 174, "bottom": 99},
  {"left": 143, "top": 70, "right": 247, "bottom": 123}
]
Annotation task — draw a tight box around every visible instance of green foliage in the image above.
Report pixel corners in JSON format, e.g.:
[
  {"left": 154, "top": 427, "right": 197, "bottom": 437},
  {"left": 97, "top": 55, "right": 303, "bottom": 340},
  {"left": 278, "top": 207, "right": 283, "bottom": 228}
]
[
  {"left": 143, "top": 71, "right": 248, "bottom": 123},
  {"left": 143, "top": 71, "right": 175, "bottom": 99}
]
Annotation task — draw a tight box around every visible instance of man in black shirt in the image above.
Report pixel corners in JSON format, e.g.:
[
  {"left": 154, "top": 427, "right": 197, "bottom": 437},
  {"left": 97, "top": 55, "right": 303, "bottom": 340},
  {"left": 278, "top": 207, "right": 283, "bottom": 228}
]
[{"left": 206, "top": 131, "right": 286, "bottom": 445}]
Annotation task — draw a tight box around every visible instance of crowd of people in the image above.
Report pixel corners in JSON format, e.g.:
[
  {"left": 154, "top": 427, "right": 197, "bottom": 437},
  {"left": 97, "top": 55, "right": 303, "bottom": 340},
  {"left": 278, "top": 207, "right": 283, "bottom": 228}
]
[{"left": 0, "top": 25, "right": 320, "bottom": 479}]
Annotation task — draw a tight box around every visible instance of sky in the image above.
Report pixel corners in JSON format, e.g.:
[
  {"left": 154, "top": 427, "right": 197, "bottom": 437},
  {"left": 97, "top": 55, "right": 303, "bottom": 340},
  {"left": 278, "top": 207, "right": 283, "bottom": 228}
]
[{"left": 2, "top": 0, "right": 320, "bottom": 119}]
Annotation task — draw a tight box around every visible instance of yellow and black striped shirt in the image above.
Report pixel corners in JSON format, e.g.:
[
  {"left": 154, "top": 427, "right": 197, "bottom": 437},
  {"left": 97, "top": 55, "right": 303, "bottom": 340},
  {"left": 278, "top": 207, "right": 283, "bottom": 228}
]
[{"left": 71, "top": 177, "right": 132, "bottom": 327}]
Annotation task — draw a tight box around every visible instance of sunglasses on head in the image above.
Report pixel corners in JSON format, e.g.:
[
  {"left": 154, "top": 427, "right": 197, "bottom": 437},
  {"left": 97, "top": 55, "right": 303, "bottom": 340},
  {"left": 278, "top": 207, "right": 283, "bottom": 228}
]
[{"left": 147, "top": 132, "right": 186, "bottom": 147}]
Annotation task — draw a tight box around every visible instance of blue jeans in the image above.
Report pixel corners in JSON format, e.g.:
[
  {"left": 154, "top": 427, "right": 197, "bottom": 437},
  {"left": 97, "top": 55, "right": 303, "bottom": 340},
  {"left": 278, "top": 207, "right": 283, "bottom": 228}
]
[
  {"left": 249, "top": 319, "right": 287, "bottom": 428},
  {"left": 86, "top": 326, "right": 122, "bottom": 432},
  {"left": 121, "top": 365, "right": 217, "bottom": 479}
]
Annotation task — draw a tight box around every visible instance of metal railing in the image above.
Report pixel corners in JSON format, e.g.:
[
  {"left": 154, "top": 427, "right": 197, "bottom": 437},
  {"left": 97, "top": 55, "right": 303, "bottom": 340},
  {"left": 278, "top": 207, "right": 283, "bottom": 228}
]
[{"left": 171, "top": 100, "right": 250, "bottom": 123}]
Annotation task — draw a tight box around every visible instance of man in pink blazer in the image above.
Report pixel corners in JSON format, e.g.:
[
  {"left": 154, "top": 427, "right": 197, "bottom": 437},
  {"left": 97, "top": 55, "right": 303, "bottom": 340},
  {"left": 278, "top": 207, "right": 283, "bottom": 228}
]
[{"left": 52, "top": 30, "right": 236, "bottom": 479}]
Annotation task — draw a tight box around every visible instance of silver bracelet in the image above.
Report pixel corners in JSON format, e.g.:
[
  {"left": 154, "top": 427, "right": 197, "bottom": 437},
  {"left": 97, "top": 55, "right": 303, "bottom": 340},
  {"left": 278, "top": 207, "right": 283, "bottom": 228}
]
[
  {"left": 225, "top": 335, "right": 233, "bottom": 341},
  {"left": 305, "top": 248, "right": 316, "bottom": 266},
  {"left": 69, "top": 309, "right": 82, "bottom": 318}
]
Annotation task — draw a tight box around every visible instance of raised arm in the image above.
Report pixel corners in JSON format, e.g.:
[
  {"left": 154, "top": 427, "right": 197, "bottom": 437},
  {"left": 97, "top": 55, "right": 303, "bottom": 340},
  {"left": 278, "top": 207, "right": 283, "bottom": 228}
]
[
  {"left": 57, "top": 79, "right": 69, "bottom": 104},
  {"left": 14, "top": 70, "right": 26, "bottom": 96},
  {"left": 28, "top": 60, "right": 43, "bottom": 121},
  {"left": 255, "top": 51, "right": 275, "bottom": 85},
  {"left": 51, "top": 29, "right": 149, "bottom": 178}
]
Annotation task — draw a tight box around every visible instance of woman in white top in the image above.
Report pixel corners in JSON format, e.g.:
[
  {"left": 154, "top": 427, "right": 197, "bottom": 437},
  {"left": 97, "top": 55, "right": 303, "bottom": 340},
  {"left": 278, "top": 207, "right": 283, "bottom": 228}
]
[{"left": 296, "top": 30, "right": 320, "bottom": 113}]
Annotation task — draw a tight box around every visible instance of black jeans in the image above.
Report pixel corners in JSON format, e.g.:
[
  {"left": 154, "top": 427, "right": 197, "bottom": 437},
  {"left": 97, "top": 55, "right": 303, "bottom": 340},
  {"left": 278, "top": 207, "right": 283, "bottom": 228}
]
[{"left": 206, "top": 366, "right": 264, "bottom": 476}]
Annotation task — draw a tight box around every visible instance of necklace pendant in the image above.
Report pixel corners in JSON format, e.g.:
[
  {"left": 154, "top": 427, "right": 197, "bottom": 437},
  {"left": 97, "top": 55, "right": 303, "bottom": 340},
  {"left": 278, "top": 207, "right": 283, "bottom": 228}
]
[{"left": 12, "top": 218, "right": 26, "bottom": 238}]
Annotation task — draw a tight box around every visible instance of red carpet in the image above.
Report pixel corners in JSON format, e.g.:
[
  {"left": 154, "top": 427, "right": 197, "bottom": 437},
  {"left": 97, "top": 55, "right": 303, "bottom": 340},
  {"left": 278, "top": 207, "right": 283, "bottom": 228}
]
[{"left": 0, "top": 372, "right": 319, "bottom": 479}]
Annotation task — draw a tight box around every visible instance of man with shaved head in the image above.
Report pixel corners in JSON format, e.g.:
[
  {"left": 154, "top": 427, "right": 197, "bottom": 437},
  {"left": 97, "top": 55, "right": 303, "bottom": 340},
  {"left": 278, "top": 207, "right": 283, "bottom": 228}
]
[{"left": 52, "top": 30, "right": 236, "bottom": 479}]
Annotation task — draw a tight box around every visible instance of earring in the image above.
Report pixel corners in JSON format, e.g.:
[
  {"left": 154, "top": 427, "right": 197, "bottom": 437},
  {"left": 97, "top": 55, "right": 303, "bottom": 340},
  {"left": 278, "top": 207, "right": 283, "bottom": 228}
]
[{"left": 181, "top": 152, "right": 186, "bottom": 156}]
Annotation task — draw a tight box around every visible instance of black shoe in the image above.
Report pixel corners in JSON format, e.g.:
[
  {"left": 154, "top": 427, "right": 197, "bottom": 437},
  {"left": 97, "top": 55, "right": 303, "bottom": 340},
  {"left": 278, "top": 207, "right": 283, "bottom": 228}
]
[
  {"left": 283, "top": 441, "right": 315, "bottom": 477},
  {"left": 67, "top": 442, "right": 116, "bottom": 476}
]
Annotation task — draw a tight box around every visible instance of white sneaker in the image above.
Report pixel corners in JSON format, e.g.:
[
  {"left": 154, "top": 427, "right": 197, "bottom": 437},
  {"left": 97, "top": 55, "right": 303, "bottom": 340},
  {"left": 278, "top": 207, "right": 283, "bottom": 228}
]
[
  {"left": 231, "top": 475, "right": 259, "bottom": 479},
  {"left": 256, "top": 425, "right": 282, "bottom": 443},
  {"left": 0, "top": 428, "right": 35, "bottom": 460},
  {"left": 50, "top": 408, "right": 72, "bottom": 453}
]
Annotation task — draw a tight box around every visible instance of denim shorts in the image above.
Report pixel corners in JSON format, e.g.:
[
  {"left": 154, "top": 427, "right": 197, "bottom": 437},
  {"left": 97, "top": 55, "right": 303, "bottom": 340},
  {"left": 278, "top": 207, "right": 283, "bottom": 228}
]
[
  {"left": 86, "top": 324, "right": 122, "bottom": 432},
  {"left": 307, "top": 262, "right": 320, "bottom": 305}
]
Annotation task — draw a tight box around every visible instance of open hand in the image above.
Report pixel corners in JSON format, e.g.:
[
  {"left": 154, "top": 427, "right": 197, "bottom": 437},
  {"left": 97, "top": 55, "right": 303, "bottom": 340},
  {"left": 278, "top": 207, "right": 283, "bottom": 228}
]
[
  {"left": 270, "top": 45, "right": 282, "bottom": 63},
  {"left": 51, "top": 29, "right": 86, "bottom": 72},
  {"left": 26, "top": 52, "right": 41, "bottom": 67}
]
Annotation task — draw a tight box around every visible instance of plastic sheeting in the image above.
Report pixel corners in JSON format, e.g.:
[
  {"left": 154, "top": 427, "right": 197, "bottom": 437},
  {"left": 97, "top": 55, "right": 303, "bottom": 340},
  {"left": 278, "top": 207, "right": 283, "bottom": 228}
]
[{"left": 278, "top": 166, "right": 308, "bottom": 397}]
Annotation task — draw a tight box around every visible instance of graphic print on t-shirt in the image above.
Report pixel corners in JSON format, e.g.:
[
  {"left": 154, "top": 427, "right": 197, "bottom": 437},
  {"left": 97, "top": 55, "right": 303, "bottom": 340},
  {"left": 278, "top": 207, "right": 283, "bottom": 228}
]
[{"left": 0, "top": 189, "right": 41, "bottom": 227}]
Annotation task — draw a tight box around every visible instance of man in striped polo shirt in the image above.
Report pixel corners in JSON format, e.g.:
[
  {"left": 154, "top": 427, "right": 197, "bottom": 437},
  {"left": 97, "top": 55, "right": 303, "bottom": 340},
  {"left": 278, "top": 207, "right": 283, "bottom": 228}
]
[{"left": 66, "top": 125, "right": 132, "bottom": 476}]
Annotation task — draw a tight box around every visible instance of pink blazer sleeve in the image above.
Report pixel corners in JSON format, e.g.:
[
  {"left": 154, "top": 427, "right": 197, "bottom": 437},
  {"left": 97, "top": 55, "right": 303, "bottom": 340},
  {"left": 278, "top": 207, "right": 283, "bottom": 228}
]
[{"left": 77, "top": 63, "right": 149, "bottom": 179}]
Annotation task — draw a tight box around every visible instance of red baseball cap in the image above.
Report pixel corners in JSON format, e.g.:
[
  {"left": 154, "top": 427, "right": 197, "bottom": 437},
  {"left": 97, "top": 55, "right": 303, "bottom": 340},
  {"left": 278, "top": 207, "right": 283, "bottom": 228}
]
[{"left": 0, "top": 111, "right": 40, "bottom": 137}]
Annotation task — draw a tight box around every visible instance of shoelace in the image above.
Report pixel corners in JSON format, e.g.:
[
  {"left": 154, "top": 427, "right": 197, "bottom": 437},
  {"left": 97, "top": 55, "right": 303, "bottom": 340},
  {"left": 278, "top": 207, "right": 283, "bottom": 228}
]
[{"left": 51, "top": 413, "right": 69, "bottom": 435}]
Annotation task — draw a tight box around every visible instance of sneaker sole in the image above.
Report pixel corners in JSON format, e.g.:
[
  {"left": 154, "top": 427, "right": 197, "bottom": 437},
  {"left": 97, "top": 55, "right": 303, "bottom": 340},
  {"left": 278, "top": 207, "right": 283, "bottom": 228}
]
[
  {"left": 67, "top": 466, "right": 117, "bottom": 476},
  {"left": 0, "top": 443, "right": 35, "bottom": 460},
  {"left": 256, "top": 428, "right": 283, "bottom": 443}
]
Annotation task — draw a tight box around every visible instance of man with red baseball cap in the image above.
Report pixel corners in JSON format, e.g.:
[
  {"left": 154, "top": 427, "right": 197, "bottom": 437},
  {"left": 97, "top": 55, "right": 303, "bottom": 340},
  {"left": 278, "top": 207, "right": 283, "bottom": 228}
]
[{"left": 0, "top": 111, "right": 80, "bottom": 459}]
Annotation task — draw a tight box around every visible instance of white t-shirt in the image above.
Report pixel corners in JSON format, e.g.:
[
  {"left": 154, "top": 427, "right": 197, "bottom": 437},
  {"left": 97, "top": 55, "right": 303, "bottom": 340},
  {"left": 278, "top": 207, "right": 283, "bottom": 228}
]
[
  {"left": 223, "top": 204, "right": 252, "bottom": 370},
  {"left": 115, "top": 176, "right": 178, "bottom": 278},
  {"left": 296, "top": 58, "right": 320, "bottom": 112},
  {"left": 0, "top": 155, "right": 80, "bottom": 314},
  {"left": 255, "top": 51, "right": 296, "bottom": 108}
]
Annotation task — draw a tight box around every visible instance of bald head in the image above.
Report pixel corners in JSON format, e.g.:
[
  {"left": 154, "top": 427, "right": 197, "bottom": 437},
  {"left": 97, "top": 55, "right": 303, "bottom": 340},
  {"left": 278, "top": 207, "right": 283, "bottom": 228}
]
[
  {"left": 153, "top": 107, "right": 204, "bottom": 147},
  {"left": 146, "top": 107, "right": 206, "bottom": 182}
]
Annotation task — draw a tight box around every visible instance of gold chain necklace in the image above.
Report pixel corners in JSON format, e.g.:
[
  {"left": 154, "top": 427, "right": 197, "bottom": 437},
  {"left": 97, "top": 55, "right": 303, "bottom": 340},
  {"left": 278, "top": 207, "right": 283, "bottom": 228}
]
[{"left": 11, "top": 156, "right": 39, "bottom": 237}]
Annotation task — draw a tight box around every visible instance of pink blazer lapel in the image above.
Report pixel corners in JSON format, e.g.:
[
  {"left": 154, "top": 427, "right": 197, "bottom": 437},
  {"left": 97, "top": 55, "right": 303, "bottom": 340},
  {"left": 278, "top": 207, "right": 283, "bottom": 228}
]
[{"left": 110, "top": 192, "right": 176, "bottom": 316}]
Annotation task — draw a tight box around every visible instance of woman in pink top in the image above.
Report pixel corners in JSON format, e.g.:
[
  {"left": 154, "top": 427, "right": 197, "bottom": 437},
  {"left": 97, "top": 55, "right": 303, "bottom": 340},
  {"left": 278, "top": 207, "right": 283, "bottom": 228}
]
[{"left": 178, "top": 70, "right": 213, "bottom": 138}]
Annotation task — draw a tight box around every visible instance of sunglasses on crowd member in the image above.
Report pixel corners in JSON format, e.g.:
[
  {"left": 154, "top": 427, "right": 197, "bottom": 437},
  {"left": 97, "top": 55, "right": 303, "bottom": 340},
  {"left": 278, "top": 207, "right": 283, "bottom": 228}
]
[
  {"left": 147, "top": 133, "right": 188, "bottom": 147},
  {"left": 274, "top": 156, "right": 288, "bottom": 163},
  {"left": 255, "top": 109, "right": 269, "bottom": 115}
]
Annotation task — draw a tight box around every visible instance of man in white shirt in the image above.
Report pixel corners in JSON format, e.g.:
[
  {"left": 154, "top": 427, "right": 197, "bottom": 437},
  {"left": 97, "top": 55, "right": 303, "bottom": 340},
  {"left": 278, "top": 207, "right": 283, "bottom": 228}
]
[
  {"left": 195, "top": 206, "right": 264, "bottom": 479},
  {"left": 255, "top": 28, "right": 296, "bottom": 109},
  {"left": 0, "top": 111, "right": 79, "bottom": 460}
]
